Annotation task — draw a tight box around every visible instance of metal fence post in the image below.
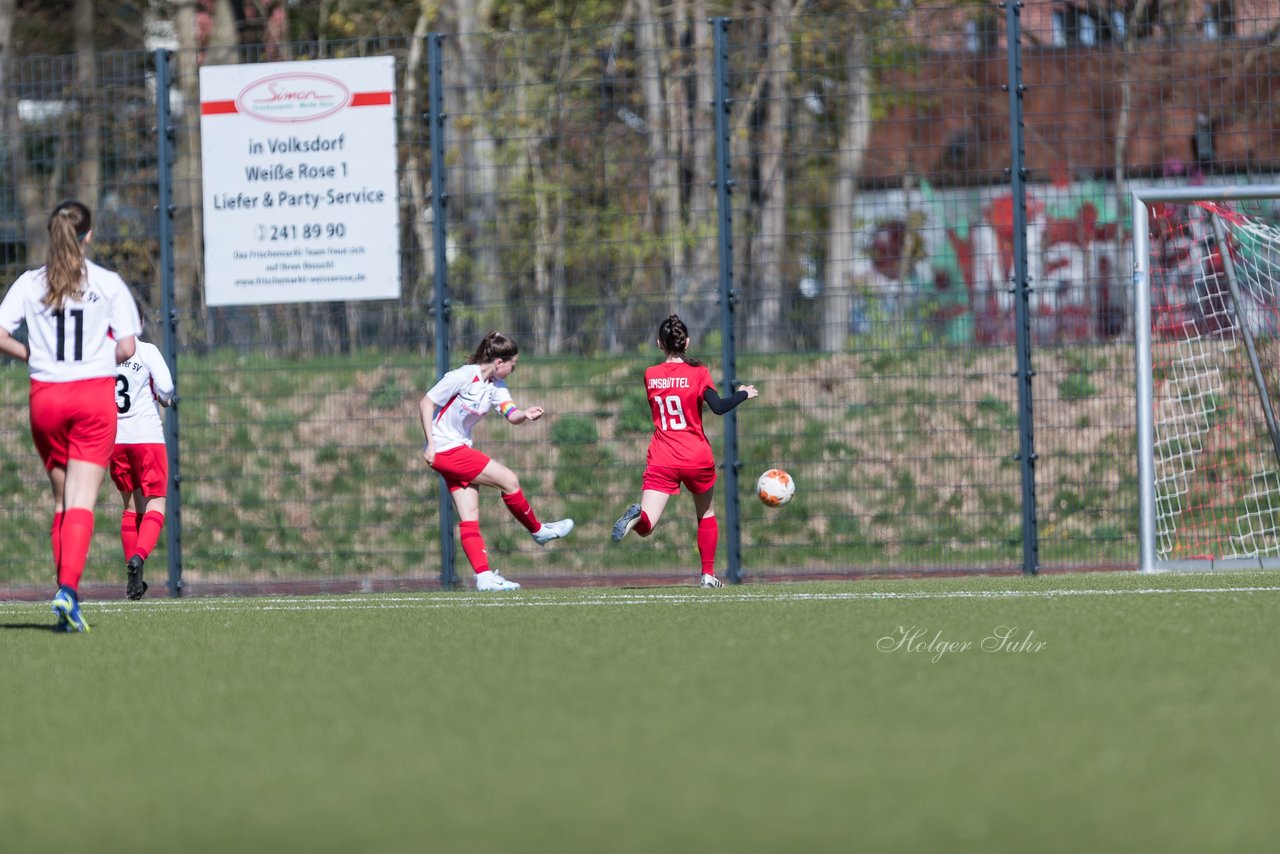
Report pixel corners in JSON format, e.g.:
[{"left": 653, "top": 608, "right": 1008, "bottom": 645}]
[
  {"left": 1003, "top": 4, "right": 1039, "bottom": 576},
  {"left": 427, "top": 33, "right": 456, "bottom": 587},
  {"left": 711, "top": 18, "right": 743, "bottom": 583},
  {"left": 153, "top": 48, "right": 184, "bottom": 596}
]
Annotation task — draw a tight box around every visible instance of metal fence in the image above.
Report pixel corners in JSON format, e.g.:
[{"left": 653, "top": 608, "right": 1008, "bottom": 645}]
[{"left": 4, "top": 4, "right": 1280, "bottom": 594}]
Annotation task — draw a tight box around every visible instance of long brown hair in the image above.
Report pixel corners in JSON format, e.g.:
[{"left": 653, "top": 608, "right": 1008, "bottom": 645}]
[
  {"left": 657, "top": 314, "right": 702, "bottom": 367},
  {"left": 467, "top": 330, "right": 519, "bottom": 365},
  {"left": 43, "top": 200, "right": 91, "bottom": 311}
]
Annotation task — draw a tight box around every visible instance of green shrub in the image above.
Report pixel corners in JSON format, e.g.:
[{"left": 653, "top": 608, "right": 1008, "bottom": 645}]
[
  {"left": 1059, "top": 373, "right": 1098, "bottom": 401},
  {"left": 551, "top": 414, "right": 599, "bottom": 446}
]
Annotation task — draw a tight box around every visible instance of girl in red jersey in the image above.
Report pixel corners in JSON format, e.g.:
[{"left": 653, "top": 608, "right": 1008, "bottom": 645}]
[
  {"left": 0, "top": 200, "right": 141, "bottom": 631},
  {"left": 611, "top": 314, "right": 758, "bottom": 587},
  {"left": 420, "top": 331, "right": 574, "bottom": 591}
]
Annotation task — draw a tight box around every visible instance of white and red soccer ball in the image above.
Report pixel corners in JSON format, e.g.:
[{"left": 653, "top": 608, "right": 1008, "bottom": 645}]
[{"left": 756, "top": 469, "right": 795, "bottom": 507}]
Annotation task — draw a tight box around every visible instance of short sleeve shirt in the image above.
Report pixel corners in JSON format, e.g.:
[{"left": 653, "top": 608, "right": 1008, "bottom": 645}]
[
  {"left": 115, "top": 340, "right": 174, "bottom": 445},
  {"left": 644, "top": 361, "right": 717, "bottom": 468},
  {"left": 0, "top": 260, "right": 141, "bottom": 382},
  {"left": 426, "top": 365, "right": 515, "bottom": 453}
]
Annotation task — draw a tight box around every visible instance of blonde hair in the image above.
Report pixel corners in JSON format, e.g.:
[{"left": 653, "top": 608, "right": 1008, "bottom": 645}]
[{"left": 43, "top": 201, "right": 91, "bottom": 312}]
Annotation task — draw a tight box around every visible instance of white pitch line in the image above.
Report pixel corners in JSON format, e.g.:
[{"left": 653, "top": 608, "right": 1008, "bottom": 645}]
[{"left": 2, "top": 584, "right": 1280, "bottom": 616}]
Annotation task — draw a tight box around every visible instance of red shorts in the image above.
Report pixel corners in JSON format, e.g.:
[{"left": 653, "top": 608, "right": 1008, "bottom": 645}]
[
  {"left": 431, "top": 445, "right": 492, "bottom": 492},
  {"left": 642, "top": 464, "right": 717, "bottom": 495},
  {"left": 29, "top": 377, "right": 117, "bottom": 470},
  {"left": 110, "top": 443, "right": 169, "bottom": 496}
]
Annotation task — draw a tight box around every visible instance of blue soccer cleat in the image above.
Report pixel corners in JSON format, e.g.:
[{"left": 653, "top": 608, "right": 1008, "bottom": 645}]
[{"left": 51, "top": 587, "right": 90, "bottom": 633}]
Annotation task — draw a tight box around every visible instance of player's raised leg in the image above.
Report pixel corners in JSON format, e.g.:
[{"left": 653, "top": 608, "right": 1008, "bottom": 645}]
[{"left": 473, "top": 457, "right": 573, "bottom": 546}]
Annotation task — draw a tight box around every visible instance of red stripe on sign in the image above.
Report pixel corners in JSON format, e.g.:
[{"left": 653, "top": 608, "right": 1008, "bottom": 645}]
[
  {"left": 351, "top": 91, "right": 393, "bottom": 107},
  {"left": 201, "top": 100, "right": 238, "bottom": 115}
]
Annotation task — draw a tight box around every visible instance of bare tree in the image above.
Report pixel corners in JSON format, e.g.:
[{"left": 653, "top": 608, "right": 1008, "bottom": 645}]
[
  {"left": 0, "top": 0, "right": 50, "bottom": 263},
  {"left": 823, "top": 27, "right": 871, "bottom": 353},
  {"left": 636, "top": 0, "right": 685, "bottom": 312},
  {"left": 403, "top": 5, "right": 434, "bottom": 327},
  {"left": 684, "top": 3, "right": 717, "bottom": 341},
  {"left": 452, "top": 0, "right": 506, "bottom": 333},
  {"left": 208, "top": 0, "right": 241, "bottom": 66},
  {"left": 516, "top": 14, "right": 569, "bottom": 354},
  {"left": 170, "top": 0, "right": 207, "bottom": 340},
  {"left": 749, "top": 5, "right": 799, "bottom": 349},
  {"left": 1113, "top": 0, "right": 1154, "bottom": 218},
  {"left": 73, "top": 0, "right": 100, "bottom": 210}
]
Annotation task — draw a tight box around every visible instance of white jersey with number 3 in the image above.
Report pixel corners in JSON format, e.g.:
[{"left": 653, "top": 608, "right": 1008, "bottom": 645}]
[
  {"left": 0, "top": 260, "right": 141, "bottom": 382},
  {"left": 115, "top": 340, "right": 174, "bottom": 445},
  {"left": 426, "top": 365, "right": 515, "bottom": 453}
]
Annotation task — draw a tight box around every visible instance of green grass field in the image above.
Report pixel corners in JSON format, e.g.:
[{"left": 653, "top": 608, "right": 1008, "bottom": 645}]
[{"left": 3, "top": 571, "right": 1279, "bottom": 853}]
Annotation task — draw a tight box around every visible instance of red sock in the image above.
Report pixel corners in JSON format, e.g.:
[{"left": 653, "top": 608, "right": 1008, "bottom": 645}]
[
  {"left": 697, "top": 515, "right": 718, "bottom": 576},
  {"left": 635, "top": 511, "right": 653, "bottom": 537},
  {"left": 120, "top": 510, "right": 139, "bottom": 560},
  {"left": 501, "top": 490, "right": 541, "bottom": 533},
  {"left": 459, "top": 520, "right": 490, "bottom": 573},
  {"left": 135, "top": 510, "right": 165, "bottom": 560},
  {"left": 58, "top": 507, "right": 95, "bottom": 592}
]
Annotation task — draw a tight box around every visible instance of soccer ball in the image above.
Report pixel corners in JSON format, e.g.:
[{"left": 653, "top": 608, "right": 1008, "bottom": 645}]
[{"left": 756, "top": 469, "right": 795, "bottom": 507}]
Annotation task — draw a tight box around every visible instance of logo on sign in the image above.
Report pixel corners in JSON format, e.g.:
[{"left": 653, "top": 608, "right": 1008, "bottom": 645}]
[{"left": 236, "top": 73, "right": 350, "bottom": 123}]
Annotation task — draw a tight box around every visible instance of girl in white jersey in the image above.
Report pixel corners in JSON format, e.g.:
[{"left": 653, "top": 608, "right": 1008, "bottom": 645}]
[
  {"left": 111, "top": 316, "right": 174, "bottom": 600},
  {"left": 0, "top": 200, "right": 141, "bottom": 632},
  {"left": 419, "top": 331, "right": 574, "bottom": 591}
]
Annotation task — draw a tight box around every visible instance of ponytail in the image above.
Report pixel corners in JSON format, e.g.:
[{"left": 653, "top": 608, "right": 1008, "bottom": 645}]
[
  {"left": 467, "top": 330, "right": 519, "bottom": 365},
  {"left": 43, "top": 200, "right": 91, "bottom": 312}
]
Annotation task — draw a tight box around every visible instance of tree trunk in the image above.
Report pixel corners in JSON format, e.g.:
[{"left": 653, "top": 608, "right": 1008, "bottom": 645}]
[
  {"left": 208, "top": 0, "right": 240, "bottom": 66},
  {"left": 171, "top": 0, "right": 209, "bottom": 345},
  {"left": 750, "top": 8, "right": 793, "bottom": 350},
  {"left": 823, "top": 30, "right": 871, "bottom": 353},
  {"left": 454, "top": 2, "right": 505, "bottom": 332},
  {"left": 73, "top": 0, "right": 100, "bottom": 210},
  {"left": 636, "top": 0, "right": 684, "bottom": 314},
  {"left": 1114, "top": 1, "right": 1151, "bottom": 216},
  {"left": 403, "top": 7, "right": 433, "bottom": 350},
  {"left": 0, "top": 0, "right": 47, "bottom": 264},
  {"left": 686, "top": 3, "right": 717, "bottom": 341},
  {"left": 517, "top": 20, "right": 569, "bottom": 354}
]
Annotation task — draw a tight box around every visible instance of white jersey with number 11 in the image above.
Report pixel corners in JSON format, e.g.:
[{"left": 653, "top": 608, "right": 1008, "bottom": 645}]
[{"left": 0, "top": 260, "right": 141, "bottom": 382}]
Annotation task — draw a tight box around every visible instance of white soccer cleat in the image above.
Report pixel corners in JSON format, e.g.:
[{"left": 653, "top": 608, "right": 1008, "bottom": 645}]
[
  {"left": 699, "top": 574, "right": 724, "bottom": 589},
  {"left": 475, "top": 570, "right": 521, "bottom": 591},
  {"left": 531, "top": 518, "right": 574, "bottom": 545}
]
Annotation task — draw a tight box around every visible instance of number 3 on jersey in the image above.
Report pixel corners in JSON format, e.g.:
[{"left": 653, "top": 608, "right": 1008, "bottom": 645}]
[
  {"left": 655, "top": 395, "right": 687, "bottom": 430},
  {"left": 115, "top": 374, "right": 131, "bottom": 414}
]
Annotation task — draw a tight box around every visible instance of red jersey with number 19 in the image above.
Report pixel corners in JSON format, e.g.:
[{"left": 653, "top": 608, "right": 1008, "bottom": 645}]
[{"left": 644, "top": 360, "right": 717, "bottom": 468}]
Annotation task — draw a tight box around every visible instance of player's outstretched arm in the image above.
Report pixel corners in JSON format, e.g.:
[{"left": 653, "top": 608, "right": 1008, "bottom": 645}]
[{"left": 703, "top": 385, "right": 757, "bottom": 416}]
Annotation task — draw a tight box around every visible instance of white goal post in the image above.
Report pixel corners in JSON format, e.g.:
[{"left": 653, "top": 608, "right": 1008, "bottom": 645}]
[{"left": 1133, "top": 184, "right": 1280, "bottom": 573}]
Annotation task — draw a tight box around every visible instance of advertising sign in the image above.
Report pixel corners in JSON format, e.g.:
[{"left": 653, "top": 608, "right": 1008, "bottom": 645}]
[{"left": 199, "top": 57, "right": 400, "bottom": 306}]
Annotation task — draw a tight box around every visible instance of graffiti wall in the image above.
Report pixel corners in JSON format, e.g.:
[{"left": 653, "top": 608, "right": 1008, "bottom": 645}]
[{"left": 834, "top": 174, "right": 1273, "bottom": 346}]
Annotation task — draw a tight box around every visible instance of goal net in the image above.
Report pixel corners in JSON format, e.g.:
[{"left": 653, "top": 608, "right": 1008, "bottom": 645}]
[{"left": 1134, "top": 185, "right": 1280, "bottom": 571}]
